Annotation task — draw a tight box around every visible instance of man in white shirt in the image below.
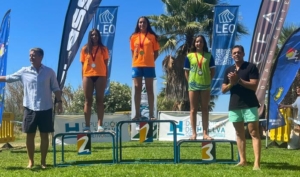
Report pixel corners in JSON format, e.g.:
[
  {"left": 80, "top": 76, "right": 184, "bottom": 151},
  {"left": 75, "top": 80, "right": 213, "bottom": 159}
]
[
  {"left": 280, "top": 86, "right": 300, "bottom": 124},
  {"left": 0, "top": 48, "right": 63, "bottom": 169}
]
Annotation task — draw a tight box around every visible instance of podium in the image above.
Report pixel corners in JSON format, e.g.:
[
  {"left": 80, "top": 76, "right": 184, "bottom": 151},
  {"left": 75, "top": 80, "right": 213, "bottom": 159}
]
[
  {"left": 53, "top": 131, "right": 116, "bottom": 167},
  {"left": 116, "top": 120, "right": 178, "bottom": 163},
  {"left": 177, "top": 139, "right": 239, "bottom": 164}
]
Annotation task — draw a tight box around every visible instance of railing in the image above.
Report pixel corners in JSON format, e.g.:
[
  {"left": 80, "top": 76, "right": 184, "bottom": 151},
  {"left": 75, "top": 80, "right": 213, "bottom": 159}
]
[{"left": 0, "top": 112, "right": 15, "bottom": 144}]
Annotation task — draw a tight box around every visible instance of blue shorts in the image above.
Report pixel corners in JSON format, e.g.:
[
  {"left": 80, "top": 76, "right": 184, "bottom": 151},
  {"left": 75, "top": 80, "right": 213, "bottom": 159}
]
[
  {"left": 229, "top": 107, "right": 259, "bottom": 123},
  {"left": 132, "top": 67, "right": 156, "bottom": 78}
]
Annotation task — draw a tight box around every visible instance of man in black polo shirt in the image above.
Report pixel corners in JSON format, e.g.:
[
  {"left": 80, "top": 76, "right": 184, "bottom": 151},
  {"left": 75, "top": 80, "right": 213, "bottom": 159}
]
[{"left": 221, "top": 45, "right": 261, "bottom": 170}]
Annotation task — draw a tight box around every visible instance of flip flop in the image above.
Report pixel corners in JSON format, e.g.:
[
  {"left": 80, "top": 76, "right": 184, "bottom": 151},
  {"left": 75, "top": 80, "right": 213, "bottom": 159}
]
[
  {"left": 189, "top": 136, "right": 197, "bottom": 140},
  {"left": 149, "top": 115, "right": 157, "bottom": 120},
  {"left": 203, "top": 136, "right": 214, "bottom": 140},
  {"left": 132, "top": 117, "right": 140, "bottom": 121}
]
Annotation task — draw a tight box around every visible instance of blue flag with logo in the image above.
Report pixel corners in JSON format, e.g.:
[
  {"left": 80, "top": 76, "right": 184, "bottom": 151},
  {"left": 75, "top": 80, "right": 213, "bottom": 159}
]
[
  {"left": 211, "top": 6, "right": 239, "bottom": 95},
  {"left": 93, "top": 6, "right": 118, "bottom": 95},
  {"left": 268, "top": 28, "right": 300, "bottom": 129},
  {"left": 0, "top": 10, "right": 11, "bottom": 127}
]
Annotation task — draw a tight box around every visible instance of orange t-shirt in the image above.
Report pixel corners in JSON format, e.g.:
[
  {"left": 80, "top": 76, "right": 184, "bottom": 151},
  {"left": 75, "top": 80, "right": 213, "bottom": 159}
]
[
  {"left": 130, "top": 32, "right": 160, "bottom": 67},
  {"left": 80, "top": 45, "right": 109, "bottom": 77}
]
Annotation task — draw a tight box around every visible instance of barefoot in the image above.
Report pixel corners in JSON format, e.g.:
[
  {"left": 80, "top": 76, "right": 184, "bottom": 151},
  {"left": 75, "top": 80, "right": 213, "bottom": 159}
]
[
  {"left": 27, "top": 160, "right": 34, "bottom": 169},
  {"left": 189, "top": 135, "right": 197, "bottom": 140},
  {"left": 253, "top": 167, "right": 261, "bottom": 170},
  {"left": 234, "top": 162, "right": 247, "bottom": 167}
]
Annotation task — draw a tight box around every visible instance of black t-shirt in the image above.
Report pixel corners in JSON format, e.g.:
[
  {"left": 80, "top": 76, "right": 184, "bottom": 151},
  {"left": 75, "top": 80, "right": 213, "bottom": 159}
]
[{"left": 223, "top": 62, "right": 260, "bottom": 110}]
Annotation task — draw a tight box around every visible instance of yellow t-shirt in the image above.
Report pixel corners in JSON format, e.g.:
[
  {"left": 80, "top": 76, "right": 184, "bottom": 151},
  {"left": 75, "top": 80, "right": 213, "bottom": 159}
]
[
  {"left": 80, "top": 45, "right": 109, "bottom": 77},
  {"left": 130, "top": 32, "right": 160, "bottom": 67}
]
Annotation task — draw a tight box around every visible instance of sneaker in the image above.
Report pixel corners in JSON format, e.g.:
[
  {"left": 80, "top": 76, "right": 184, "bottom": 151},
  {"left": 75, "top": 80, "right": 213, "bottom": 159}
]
[
  {"left": 97, "top": 126, "right": 104, "bottom": 132},
  {"left": 83, "top": 127, "right": 91, "bottom": 132},
  {"left": 294, "top": 120, "right": 300, "bottom": 125}
]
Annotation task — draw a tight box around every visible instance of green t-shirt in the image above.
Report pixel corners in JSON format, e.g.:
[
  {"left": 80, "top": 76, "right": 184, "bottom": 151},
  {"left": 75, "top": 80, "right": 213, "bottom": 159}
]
[{"left": 184, "top": 52, "right": 214, "bottom": 91}]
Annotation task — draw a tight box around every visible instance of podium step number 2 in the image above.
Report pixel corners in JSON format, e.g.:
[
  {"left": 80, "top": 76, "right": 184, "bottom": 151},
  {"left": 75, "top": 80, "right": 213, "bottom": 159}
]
[{"left": 77, "top": 134, "right": 91, "bottom": 155}]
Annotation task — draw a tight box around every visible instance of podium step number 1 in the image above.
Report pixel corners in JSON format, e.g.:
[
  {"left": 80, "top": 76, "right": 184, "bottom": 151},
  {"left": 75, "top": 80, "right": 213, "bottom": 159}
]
[{"left": 139, "top": 122, "right": 153, "bottom": 143}]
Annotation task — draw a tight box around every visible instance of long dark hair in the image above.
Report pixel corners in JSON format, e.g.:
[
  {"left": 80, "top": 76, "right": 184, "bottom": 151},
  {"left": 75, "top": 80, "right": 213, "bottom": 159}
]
[
  {"left": 131, "top": 16, "right": 158, "bottom": 41},
  {"left": 84, "top": 28, "right": 106, "bottom": 54},
  {"left": 190, "top": 35, "right": 209, "bottom": 53}
]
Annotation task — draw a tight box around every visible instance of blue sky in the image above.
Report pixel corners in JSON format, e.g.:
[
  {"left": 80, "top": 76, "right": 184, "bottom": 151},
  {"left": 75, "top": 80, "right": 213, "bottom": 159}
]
[{"left": 0, "top": 0, "right": 299, "bottom": 112}]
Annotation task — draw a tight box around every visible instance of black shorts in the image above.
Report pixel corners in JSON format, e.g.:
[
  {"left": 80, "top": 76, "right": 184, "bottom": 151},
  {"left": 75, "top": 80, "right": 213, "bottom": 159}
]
[{"left": 22, "top": 107, "right": 54, "bottom": 133}]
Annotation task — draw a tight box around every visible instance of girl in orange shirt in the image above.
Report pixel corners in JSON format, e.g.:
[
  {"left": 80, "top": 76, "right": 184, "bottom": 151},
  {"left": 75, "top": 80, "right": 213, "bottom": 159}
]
[
  {"left": 80, "top": 29, "right": 109, "bottom": 132},
  {"left": 130, "top": 16, "right": 160, "bottom": 120}
]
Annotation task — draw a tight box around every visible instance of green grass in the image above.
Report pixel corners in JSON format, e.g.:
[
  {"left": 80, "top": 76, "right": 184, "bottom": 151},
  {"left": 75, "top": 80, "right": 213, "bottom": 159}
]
[{"left": 0, "top": 138, "right": 300, "bottom": 177}]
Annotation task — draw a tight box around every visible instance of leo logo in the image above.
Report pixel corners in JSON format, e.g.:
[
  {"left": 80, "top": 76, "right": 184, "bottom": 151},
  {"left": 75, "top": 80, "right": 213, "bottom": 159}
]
[
  {"left": 77, "top": 134, "right": 91, "bottom": 155},
  {"left": 216, "top": 9, "right": 236, "bottom": 34},
  {"left": 99, "top": 10, "right": 114, "bottom": 23},
  {"left": 274, "top": 87, "right": 284, "bottom": 101},
  {"left": 97, "top": 9, "right": 116, "bottom": 35},
  {"left": 218, "top": 9, "right": 235, "bottom": 23}
]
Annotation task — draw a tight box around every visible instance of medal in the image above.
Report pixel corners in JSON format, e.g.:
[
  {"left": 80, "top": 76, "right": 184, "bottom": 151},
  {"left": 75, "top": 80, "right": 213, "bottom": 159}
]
[
  {"left": 91, "top": 46, "right": 99, "bottom": 68},
  {"left": 195, "top": 52, "right": 204, "bottom": 74},
  {"left": 198, "top": 70, "right": 203, "bottom": 75},
  {"left": 139, "top": 32, "right": 148, "bottom": 56}
]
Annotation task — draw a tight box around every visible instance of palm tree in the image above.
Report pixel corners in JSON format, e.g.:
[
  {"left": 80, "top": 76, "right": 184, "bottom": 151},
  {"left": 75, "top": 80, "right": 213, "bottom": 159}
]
[{"left": 148, "top": 0, "right": 248, "bottom": 111}]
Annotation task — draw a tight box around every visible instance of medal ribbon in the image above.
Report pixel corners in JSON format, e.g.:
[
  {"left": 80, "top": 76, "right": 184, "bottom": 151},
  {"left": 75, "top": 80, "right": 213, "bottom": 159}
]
[
  {"left": 91, "top": 46, "right": 100, "bottom": 63},
  {"left": 139, "top": 32, "right": 148, "bottom": 49},
  {"left": 195, "top": 52, "right": 204, "bottom": 69}
]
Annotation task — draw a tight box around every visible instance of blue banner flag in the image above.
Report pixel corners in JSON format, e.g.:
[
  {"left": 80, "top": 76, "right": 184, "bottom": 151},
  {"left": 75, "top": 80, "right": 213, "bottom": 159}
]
[
  {"left": 57, "top": 0, "right": 102, "bottom": 89},
  {"left": 93, "top": 6, "right": 118, "bottom": 95},
  {"left": 0, "top": 10, "right": 11, "bottom": 127},
  {"left": 268, "top": 28, "right": 300, "bottom": 129},
  {"left": 211, "top": 6, "right": 239, "bottom": 95}
]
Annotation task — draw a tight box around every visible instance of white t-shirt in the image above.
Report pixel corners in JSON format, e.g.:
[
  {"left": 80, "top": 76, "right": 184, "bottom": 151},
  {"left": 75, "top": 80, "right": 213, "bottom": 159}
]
[{"left": 292, "top": 97, "right": 300, "bottom": 118}]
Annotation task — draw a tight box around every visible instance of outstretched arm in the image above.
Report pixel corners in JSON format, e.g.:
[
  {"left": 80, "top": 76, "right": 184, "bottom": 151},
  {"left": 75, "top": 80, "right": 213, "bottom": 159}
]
[
  {"left": 0, "top": 76, "right": 7, "bottom": 82},
  {"left": 279, "top": 104, "right": 293, "bottom": 109}
]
